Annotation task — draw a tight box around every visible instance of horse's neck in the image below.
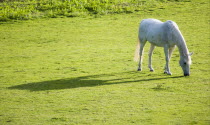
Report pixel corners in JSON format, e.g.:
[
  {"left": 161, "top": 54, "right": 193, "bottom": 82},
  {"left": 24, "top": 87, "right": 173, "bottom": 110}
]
[
  {"left": 168, "top": 21, "right": 189, "bottom": 57},
  {"left": 173, "top": 28, "right": 189, "bottom": 57},
  {"left": 177, "top": 40, "right": 191, "bottom": 64},
  {"left": 177, "top": 39, "right": 189, "bottom": 57}
]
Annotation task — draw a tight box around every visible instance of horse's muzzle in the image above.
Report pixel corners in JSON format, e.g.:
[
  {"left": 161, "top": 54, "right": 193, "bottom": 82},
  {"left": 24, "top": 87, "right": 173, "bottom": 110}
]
[{"left": 184, "top": 73, "right": 190, "bottom": 76}]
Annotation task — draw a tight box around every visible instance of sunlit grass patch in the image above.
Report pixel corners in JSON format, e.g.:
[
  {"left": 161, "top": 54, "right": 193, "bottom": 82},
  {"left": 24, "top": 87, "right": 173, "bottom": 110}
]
[
  {"left": 0, "top": 0, "right": 209, "bottom": 124},
  {"left": 0, "top": 0, "right": 192, "bottom": 21}
]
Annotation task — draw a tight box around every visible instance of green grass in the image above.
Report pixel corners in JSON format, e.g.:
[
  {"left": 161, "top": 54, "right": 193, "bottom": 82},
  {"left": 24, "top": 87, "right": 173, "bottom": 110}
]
[
  {"left": 0, "top": 0, "right": 210, "bottom": 124},
  {"left": 0, "top": 0, "right": 190, "bottom": 21}
]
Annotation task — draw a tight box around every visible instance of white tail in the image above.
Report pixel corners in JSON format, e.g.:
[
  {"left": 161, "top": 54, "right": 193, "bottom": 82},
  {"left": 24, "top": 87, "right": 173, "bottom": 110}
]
[{"left": 134, "top": 39, "right": 140, "bottom": 62}]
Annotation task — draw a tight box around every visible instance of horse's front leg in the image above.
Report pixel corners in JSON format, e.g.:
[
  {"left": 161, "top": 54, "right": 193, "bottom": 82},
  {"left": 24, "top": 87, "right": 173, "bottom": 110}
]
[{"left": 164, "top": 45, "right": 172, "bottom": 75}]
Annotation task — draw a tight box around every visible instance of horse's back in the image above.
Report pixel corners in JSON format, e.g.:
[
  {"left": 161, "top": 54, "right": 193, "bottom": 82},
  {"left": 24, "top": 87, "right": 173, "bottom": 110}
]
[
  {"left": 139, "top": 19, "right": 180, "bottom": 47},
  {"left": 139, "top": 19, "right": 165, "bottom": 46},
  {"left": 140, "top": 19, "right": 162, "bottom": 25},
  {"left": 139, "top": 19, "right": 163, "bottom": 32}
]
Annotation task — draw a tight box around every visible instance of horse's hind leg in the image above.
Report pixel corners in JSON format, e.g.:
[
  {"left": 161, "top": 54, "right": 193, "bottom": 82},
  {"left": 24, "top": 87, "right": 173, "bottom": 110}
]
[
  {"left": 148, "top": 44, "right": 155, "bottom": 72},
  {"left": 137, "top": 38, "right": 146, "bottom": 71}
]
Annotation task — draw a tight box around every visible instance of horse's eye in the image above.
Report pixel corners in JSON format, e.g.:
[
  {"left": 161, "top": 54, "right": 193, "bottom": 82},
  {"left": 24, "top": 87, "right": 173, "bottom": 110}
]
[{"left": 184, "top": 62, "right": 187, "bottom": 65}]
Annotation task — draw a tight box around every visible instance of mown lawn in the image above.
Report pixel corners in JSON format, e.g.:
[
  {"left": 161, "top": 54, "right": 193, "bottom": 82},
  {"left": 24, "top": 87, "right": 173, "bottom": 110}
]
[{"left": 0, "top": 0, "right": 209, "bottom": 124}]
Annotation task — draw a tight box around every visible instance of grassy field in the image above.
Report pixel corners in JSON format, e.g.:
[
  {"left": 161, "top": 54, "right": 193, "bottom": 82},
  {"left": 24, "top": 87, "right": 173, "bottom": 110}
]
[
  {"left": 0, "top": 0, "right": 210, "bottom": 124},
  {"left": 0, "top": 0, "right": 194, "bottom": 22},
  {"left": 0, "top": 0, "right": 167, "bottom": 21}
]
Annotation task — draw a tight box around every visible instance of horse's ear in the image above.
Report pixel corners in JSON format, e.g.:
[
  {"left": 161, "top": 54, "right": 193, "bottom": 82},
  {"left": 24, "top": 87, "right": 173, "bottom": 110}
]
[{"left": 189, "top": 52, "right": 193, "bottom": 56}]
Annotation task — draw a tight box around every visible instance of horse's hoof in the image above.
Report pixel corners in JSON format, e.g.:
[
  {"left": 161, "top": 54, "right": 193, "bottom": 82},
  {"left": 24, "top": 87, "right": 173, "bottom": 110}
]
[
  {"left": 150, "top": 69, "right": 154, "bottom": 72},
  {"left": 137, "top": 68, "right": 142, "bottom": 71},
  {"left": 164, "top": 71, "right": 172, "bottom": 75}
]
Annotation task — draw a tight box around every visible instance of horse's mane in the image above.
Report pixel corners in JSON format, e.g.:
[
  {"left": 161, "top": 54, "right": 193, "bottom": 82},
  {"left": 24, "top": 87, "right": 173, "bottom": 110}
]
[
  {"left": 166, "top": 20, "right": 191, "bottom": 63},
  {"left": 166, "top": 21, "right": 185, "bottom": 44}
]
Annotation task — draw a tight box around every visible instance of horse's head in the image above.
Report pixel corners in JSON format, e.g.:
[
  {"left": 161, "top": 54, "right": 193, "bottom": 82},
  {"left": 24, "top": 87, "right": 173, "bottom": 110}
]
[{"left": 179, "top": 52, "right": 193, "bottom": 76}]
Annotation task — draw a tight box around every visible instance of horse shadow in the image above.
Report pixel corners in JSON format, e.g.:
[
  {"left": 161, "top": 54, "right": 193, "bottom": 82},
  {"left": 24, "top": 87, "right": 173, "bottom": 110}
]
[{"left": 8, "top": 71, "right": 183, "bottom": 91}]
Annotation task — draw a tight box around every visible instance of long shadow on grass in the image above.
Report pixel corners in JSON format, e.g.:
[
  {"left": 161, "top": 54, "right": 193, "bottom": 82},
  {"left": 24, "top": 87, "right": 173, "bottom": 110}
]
[{"left": 8, "top": 71, "right": 183, "bottom": 91}]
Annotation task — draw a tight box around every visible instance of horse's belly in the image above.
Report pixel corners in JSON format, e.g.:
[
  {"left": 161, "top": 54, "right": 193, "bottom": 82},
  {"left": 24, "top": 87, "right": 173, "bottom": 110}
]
[
  {"left": 149, "top": 40, "right": 165, "bottom": 47},
  {"left": 148, "top": 38, "right": 175, "bottom": 47},
  {"left": 146, "top": 33, "right": 165, "bottom": 47}
]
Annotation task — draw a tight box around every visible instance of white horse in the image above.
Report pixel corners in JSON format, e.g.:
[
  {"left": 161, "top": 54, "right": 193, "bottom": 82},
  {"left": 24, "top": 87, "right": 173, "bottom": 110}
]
[{"left": 134, "top": 19, "right": 193, "bottom": 76}]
